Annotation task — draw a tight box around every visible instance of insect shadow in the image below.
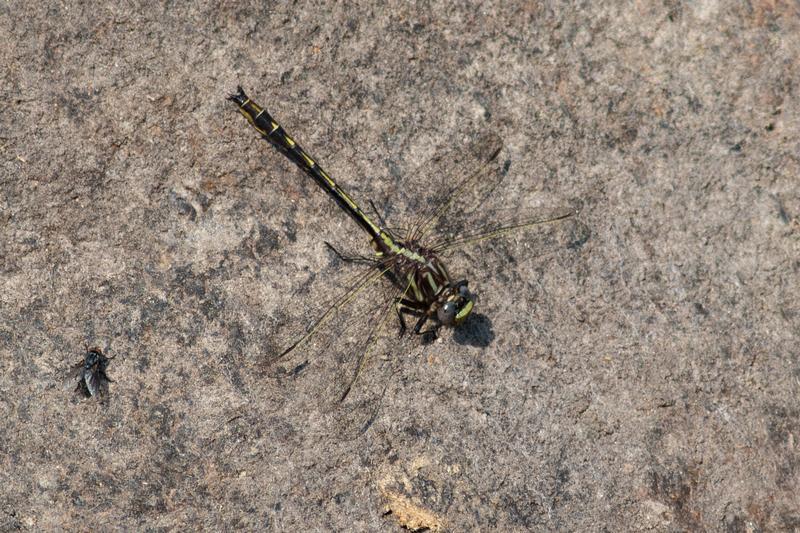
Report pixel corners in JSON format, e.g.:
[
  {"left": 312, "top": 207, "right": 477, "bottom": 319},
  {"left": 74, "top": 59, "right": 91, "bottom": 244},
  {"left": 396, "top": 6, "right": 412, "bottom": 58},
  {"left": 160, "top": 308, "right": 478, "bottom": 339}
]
[{"left": 452, "top": 312, "right": 495, "bottom": 347}]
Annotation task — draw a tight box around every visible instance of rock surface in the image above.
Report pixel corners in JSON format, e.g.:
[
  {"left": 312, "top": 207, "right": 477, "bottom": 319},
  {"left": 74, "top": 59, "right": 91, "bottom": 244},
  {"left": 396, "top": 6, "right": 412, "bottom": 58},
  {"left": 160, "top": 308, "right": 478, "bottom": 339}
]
[{"left": 2, "top": 2, "right": 798, "bottom": 530}]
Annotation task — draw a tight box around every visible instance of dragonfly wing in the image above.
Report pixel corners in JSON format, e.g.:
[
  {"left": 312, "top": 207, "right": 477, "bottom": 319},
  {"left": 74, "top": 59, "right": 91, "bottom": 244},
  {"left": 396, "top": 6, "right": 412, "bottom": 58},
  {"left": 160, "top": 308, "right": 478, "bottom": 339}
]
[
  {"left": 431, "top": 205, "right": 579, "bottom": 253},
  {"left": 269, "top": 259, "right": 393, "bottom": 363},
  {"left": 399, "top": 132, "right": 504, "bottom": 242},
  {"left": 266, "top": 250, "right": 413, "bottom": 402},
  {"left": 338, "top": 278, "right": 413, "bottom": 402}
]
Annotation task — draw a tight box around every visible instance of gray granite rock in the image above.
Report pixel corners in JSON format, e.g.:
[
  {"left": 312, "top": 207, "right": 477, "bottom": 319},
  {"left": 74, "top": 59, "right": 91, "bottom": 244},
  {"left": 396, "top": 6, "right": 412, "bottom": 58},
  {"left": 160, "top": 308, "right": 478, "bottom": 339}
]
[{"left": 1, "top": 2, "right": 798, "bottom": 530}]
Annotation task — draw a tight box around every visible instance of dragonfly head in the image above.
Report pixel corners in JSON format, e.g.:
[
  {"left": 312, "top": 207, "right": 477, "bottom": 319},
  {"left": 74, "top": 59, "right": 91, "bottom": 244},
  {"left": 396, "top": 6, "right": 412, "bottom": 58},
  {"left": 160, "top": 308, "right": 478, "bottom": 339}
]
[{"left": 437, "top": 281, "right": 474, "bottom": 327}]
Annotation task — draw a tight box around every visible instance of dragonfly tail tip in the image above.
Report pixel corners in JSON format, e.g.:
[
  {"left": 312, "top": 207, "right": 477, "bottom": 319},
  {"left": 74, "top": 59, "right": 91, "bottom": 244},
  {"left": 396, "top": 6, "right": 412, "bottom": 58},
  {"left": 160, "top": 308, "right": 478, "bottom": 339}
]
[{"left": 228, "top": 86, "right": 247, "bottom": 103}]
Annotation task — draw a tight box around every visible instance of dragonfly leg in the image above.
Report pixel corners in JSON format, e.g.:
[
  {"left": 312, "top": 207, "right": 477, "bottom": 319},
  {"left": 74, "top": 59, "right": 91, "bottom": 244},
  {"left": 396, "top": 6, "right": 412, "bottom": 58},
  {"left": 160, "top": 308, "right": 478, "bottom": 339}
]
[
  {"left": 395, "top": 299, "right": 425, "bottom": 337},
  {"left": 397, "top": 300, "right": 441, "bottom": 338},
  {"left": 395, "top": 303, "right": 408, "bottom": 336},
  {"left": 399, "top": 297, "right": 428, "bottom": 310},
  {"left": 323, "top": 241, "right": 375, "bottom": 265},
  {"left": 369, "top": 199, "right": 389, "bottom": 229},
  {"left": 413, "top": 315, "right": 440, "bottom": 340}
]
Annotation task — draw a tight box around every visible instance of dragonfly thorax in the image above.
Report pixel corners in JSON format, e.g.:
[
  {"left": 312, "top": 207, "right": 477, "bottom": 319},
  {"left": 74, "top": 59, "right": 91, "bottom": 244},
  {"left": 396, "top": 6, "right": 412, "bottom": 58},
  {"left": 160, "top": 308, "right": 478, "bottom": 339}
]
[{"left": 391, "top": 241, "right": 475, "bottom": 328}]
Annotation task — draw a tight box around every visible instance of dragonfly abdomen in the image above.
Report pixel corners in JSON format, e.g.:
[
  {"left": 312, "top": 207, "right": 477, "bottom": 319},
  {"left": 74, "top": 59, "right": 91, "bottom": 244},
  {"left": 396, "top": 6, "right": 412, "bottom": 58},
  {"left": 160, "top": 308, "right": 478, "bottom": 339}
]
[{"left": 228, "top": 87, "right": 385, "bottom": 244}]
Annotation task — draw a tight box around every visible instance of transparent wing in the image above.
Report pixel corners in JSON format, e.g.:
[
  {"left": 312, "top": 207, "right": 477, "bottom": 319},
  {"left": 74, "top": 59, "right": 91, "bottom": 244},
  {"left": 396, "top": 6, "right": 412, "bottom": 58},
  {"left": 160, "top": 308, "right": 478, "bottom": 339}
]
[
  {"left": 391, "top": 130, "right": 583, "bottom": 255},
  {"left": 64, "top": 361, "right": 86, "bottom": 394},
  {"left": 338, "top": 277, "right": 413, "bottom": 402},
  {"left": 266, "top": 251, "right": 408, "bottom": 402},
  {"left": 430, "top": 205, "right": 579, "bottom": 253},
  {"left": 270, "top": 259, "right": 393, "bottom": 364},
  {"left": 406, "top": 132, "right": 505, "bottom": 242},
  {"left": 84, "top": 367, "right": 102, "bottom": 397}
]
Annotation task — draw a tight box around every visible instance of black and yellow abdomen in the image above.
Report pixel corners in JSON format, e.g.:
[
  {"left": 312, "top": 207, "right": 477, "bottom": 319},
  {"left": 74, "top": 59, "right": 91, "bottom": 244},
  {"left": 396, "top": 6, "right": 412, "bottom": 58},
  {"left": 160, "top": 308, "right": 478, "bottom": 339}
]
[{"left": 228, "top": 86, "right": 387, "bottom": 248}]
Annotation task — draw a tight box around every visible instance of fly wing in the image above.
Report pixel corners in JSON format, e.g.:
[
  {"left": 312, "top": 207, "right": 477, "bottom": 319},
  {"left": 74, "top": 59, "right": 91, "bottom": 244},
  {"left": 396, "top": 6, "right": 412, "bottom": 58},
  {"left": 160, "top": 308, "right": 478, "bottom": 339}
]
[
  {"left": 84, "top": 365, "right": 103, "bottom": 397},
  {"left": 64, "top": 361, "right": 87, "bottom": 395},
  {"left": 95, "top": 371, "right": 111, "bottom": 401}
]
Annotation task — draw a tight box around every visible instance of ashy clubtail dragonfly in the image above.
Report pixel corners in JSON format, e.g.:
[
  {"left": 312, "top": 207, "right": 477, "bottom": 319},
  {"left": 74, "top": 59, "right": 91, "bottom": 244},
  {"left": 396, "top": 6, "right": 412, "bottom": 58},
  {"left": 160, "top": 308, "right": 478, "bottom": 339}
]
[{"left": 228, "top": 86, "right": 576, "bottom": 401}]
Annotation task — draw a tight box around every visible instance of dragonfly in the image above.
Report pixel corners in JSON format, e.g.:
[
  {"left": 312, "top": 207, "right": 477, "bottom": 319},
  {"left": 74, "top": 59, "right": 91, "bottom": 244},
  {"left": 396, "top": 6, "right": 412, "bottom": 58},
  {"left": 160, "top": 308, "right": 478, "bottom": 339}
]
[{"left": 228, "top": 86, "right": 577, "bottom": 401}]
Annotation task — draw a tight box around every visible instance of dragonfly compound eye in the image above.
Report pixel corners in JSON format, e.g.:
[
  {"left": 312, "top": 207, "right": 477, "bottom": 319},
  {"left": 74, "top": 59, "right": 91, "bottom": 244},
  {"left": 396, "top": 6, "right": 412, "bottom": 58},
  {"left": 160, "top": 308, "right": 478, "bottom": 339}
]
[
  {"left": 437, "top": 301, "right": 458, "bottom": 325},
  {"left": 437, "top": 290, "right": 474, "bottom": 327},
  {"left": 458, "top": 283, "right": 470, "bottom": 298}
]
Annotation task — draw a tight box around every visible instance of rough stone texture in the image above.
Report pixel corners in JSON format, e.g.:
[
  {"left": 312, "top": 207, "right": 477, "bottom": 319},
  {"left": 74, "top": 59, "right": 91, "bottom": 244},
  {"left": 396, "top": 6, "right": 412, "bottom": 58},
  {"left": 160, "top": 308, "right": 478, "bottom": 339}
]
[{"left": 2, "top": 1, "right": 798, "bottom": 531}]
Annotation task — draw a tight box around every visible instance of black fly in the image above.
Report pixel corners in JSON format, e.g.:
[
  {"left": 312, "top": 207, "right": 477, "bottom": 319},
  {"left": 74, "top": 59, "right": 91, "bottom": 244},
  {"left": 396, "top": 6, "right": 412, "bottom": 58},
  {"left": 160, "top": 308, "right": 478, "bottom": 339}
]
[{"left": 70, "top": 347, "right": 114, "bottom": 399}]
